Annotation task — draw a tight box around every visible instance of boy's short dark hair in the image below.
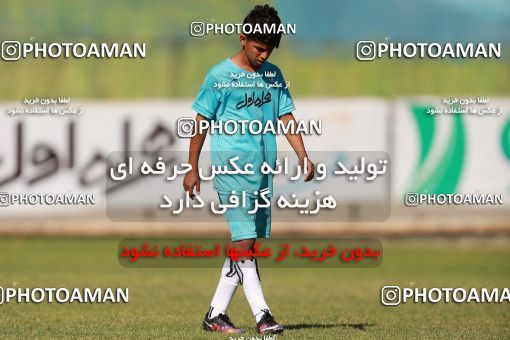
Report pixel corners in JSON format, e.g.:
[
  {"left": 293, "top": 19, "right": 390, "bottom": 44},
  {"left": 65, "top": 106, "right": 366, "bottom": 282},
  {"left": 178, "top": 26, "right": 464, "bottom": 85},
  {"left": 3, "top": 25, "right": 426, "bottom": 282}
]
[{"left": 243, "top": 4, "right": 282, "bottom": 49}]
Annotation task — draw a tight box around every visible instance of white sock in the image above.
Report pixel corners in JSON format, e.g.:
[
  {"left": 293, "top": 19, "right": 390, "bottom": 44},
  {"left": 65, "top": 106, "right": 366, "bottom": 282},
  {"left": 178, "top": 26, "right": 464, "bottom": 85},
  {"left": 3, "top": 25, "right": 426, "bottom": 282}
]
[
  {"left": 236, "top": 258, "right": 270, "bottom": 322},
  {"left": 209, "top": 257, "right": 239, "bottom": 318},
  {"left": 254, "top": 309, "right": 269, "bottom": 323}
]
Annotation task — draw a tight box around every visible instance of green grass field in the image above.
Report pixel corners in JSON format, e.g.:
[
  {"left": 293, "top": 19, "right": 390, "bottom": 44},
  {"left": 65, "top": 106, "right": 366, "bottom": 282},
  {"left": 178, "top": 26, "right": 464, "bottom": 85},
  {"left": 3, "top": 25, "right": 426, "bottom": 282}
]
[{"left": 0, "top": 237, "right": 509, "bottom": 339}]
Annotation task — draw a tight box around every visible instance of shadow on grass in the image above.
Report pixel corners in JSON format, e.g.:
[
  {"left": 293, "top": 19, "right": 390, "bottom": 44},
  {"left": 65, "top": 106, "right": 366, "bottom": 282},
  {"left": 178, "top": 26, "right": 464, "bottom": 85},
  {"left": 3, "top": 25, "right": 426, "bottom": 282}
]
[{"left": 285, "top": 323, "right": 375, "bottom": 331}]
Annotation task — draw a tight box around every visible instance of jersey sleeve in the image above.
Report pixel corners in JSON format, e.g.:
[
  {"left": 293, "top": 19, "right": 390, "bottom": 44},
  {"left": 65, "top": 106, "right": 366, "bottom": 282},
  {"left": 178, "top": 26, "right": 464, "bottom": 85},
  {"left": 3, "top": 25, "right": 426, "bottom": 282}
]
[
  {"left": 276, "top": 68, "right": 296, "bottom": 117},
  {"left": 191, "top": 72, "right": 221, "bottom": 120}
]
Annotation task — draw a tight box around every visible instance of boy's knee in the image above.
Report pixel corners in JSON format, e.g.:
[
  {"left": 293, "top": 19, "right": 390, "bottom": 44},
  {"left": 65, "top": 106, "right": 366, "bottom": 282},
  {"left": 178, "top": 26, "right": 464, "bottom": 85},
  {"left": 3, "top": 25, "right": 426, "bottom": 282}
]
[{"left": 232, "top": 238, "right": 257, "bottom": 260}]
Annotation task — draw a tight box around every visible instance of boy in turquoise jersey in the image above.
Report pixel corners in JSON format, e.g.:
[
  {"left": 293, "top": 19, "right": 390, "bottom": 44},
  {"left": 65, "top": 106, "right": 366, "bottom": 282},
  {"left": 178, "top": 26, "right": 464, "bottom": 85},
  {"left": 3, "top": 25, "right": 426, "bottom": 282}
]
[{"left": 184, "top": 4, "right": 314, "bottom": 335}]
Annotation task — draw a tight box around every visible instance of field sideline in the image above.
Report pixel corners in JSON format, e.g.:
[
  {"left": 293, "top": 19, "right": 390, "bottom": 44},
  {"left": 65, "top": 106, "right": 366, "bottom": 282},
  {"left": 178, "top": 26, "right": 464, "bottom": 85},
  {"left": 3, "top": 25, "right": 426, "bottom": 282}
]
[{"left": 0, "top": 237, "right": 508, "bottom": 339}]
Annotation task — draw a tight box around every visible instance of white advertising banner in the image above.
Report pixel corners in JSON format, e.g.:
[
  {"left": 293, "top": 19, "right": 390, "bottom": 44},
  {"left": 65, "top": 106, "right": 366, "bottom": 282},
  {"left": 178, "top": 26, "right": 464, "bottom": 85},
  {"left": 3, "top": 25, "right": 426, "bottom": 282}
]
[{"left": 0, "top": 98, "right": 390, "bottom": 217}]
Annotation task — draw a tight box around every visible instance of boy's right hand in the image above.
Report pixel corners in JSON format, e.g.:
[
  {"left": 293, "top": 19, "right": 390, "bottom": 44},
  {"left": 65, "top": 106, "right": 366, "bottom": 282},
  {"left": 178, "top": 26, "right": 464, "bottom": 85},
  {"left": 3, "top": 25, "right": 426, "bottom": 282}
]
[{"left": 183, "top": 170, "right": 200, "bottom": 199}]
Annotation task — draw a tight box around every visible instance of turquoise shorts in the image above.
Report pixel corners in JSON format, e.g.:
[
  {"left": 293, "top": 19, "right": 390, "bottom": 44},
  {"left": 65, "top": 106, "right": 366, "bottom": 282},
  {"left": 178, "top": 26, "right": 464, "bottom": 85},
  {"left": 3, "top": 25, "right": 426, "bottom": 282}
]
[{"left": 217, "top": 192, "right": 271, "bottom": 241}]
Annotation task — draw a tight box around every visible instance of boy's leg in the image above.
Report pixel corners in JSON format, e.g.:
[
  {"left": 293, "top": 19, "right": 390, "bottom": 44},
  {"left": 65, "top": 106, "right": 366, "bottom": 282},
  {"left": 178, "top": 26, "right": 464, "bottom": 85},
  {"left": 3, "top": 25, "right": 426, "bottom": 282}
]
[
  {"left": 203, "top": 256, "right": 245, "bottom": 334},
  {"left": 207, "top": 238, "right": 270, "bottom": 321},
  {"left": 208, "top": 257, "right": 239, "bottom": 318},
  {"left": 207, "top": 193, "right": 245, "bottom": 319},
  {"left": 231, "top": 238, "right": 270, "bottom": 321},
  {"left": 203, "top": 193, "right": 250, "bottom": 334},
  {"left": 232, "top": 238, "right": 284, "bottom": 334},
  {"left": 207, "top": 193, "right": 282, "bottom": 334}
]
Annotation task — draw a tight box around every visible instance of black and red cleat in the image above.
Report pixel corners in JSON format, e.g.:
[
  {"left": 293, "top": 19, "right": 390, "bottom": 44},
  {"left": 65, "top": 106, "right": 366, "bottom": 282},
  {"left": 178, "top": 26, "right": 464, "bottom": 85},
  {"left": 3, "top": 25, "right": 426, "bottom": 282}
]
[
  {"left": 256, "top": 309, "right": 284, "bottom": 335},
  {"left": 202, "top": 311, "right": 245, "bottom": 334}
]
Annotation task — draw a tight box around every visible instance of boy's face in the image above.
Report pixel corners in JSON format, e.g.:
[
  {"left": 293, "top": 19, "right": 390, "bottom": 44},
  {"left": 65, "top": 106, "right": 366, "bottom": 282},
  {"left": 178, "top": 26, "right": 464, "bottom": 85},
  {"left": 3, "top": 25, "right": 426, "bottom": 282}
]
[{"left": 240, "top": 35, "right": 274, "bottom": 69}]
